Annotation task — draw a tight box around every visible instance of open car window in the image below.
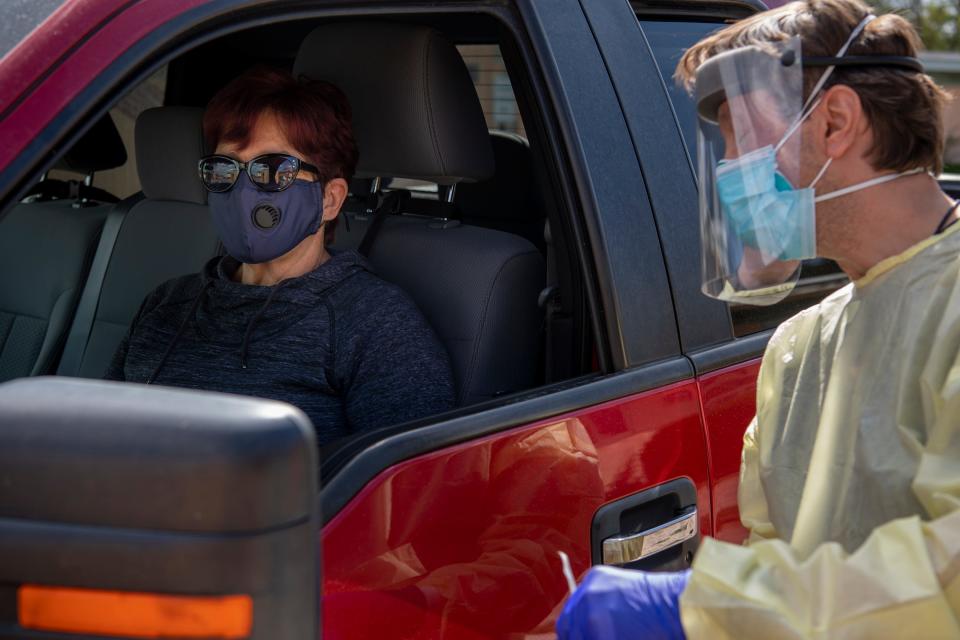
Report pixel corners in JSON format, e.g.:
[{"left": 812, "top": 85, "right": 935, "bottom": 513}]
[
  {"left": 1, "top": 10, "right": 599, "bottom": 477},
  {"left": 461, "top": 44, "right": 526, "bottom": 138}
]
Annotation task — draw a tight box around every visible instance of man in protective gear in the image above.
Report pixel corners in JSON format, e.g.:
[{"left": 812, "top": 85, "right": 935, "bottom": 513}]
[{"left": 557, "top": 0, "right": 960, "bottom": 637}]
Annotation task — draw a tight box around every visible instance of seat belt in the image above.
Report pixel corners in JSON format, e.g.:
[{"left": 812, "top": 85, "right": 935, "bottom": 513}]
[
  {"left": 540, "top": 219, "right": 575, "bottom": 383},
  {"left": 357, "top": 190, "right": 404, "bottom": 257},
  {"left": 57, "top": 193, "right": 144, "bottom": 376}
]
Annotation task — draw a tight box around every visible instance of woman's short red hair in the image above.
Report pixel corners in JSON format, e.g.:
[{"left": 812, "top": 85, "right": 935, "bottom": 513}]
[{"left": 202, "top": 66, "right": 359, "bottom": 184}]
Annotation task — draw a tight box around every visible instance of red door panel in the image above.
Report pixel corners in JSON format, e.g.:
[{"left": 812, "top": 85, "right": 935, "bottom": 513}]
[
  {"left": 320, "top": 380, "right": 711, "bottom": 639},
  {"left": 696, "top": 359, "right": 761, "bottom": 544}
]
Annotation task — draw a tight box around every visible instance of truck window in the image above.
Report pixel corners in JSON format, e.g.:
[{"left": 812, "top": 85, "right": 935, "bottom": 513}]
[
  {"left": 46, "top": 66, "right": 167, "bottom": 200},
  {"left": 460, "top": 45, "right": 527, "bottom": 138},
  {"left": 641, "top": 18, "right": 850, "bottom": 336},
  {"left": 641, "top": 20, "right": 721, "bottom": 162},
  {"left": 2, "top": 12, "right": 598, "bottom": 462}
]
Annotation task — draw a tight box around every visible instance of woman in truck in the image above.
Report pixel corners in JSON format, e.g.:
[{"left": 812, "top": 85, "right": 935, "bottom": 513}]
[{"left": 105, "top": 66, "right": 455, "bottom": 445}]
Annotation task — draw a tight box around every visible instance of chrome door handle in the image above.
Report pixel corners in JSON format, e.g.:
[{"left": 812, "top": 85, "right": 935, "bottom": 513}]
[{"left": 602, "top": 508, "right": 698, "bottom": 565}]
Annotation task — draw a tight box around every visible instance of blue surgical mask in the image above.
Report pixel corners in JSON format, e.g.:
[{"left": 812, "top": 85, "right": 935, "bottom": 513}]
[
  {"left": 714, "top": 130, "right": 923, "bottom": 264},
  {"left": 716, "top": 145, "right": 817, "bottom": 262},
  {"left": 208, "top": 173, "right": 325, "bottom": 264}
]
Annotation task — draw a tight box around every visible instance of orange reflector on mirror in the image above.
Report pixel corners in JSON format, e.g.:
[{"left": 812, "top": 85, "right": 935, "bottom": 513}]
[{"left": 18, "top": 585, "right": 253, "bottom": 639}]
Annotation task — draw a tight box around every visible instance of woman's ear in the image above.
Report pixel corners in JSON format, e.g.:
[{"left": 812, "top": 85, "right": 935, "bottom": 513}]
[
  {"left": 322, "top": 177, "right": 349, "bottom": 222},
  {"left": 820, "top": 84, "right": 867, "bottom": 161}
]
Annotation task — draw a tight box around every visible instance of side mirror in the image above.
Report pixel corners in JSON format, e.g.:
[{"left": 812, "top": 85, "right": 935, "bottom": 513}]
[{"left": 0, "top": 377, "right": 319, "bottom": 639}]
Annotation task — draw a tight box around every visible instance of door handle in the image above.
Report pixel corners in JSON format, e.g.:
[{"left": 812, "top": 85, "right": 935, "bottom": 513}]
[
  {"left": 591, "top": 478, "right": 700, "bottom": 571},
  {"left": 602, "top": 507, "right": 697, "bottom": 565}
]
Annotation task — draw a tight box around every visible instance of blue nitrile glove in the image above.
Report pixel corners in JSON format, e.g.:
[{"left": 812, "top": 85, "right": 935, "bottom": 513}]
[{"left": 556, "top": 566, "right": 691, "bottom": 640}]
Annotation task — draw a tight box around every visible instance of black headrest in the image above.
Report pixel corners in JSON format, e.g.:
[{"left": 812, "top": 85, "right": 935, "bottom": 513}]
[
  {"left": 135, "top": 107, "right": 207, "bottom": 204},
  {"left": 293, "top": 22, "right": 494, "bottom": 185},
  {"left": 456, "top": 132, "right": 540, "bottom": 223},
  {"left": 55, "top": 113, "right": 127, "bottom": 174}
]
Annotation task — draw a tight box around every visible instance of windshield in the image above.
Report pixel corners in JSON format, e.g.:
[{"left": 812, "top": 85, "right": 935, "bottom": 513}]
[{"left": 0, "top": 0, "right": 65, "bottom": 61}]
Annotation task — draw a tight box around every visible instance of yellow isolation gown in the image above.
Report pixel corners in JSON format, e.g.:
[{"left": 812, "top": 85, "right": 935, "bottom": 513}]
[{"left": 680, "top": 221, "right": 960, "bottom": 639}]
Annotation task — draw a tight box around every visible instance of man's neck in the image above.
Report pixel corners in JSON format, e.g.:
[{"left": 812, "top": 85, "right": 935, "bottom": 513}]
[{"left": 820, "top": 172, "right": 955, "bottom": 281}]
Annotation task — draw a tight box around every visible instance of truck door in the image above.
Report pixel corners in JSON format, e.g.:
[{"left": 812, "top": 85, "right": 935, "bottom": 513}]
[{"left": 316, "top": 2, "right": 712, "bottom": 638}]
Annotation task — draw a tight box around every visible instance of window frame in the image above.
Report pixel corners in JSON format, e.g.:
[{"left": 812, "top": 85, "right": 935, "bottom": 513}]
[{"left": 577, "top": 0, "right": 733, "bottom": 364}]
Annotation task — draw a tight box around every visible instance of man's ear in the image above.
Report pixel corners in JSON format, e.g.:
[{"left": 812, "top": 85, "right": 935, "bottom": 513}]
[
  {"left": 819, "top": 85, "right": 867, "bottom": 161},
  {"left": 322, "top": 177, "right": 349, "bottom": 222}
]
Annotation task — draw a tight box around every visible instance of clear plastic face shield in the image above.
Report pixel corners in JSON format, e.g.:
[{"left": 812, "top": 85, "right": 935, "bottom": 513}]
[
  {"left": 693, "top": 14, "right": 924, "bottom": 305},
  {"left": 695, "top": 37, "right": 809, "bottom": 305}
]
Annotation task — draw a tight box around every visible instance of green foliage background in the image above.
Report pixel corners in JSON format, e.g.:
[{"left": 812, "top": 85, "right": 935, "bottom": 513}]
[{"left": 872, "top": 0, "right": 960, "bottom": 51}]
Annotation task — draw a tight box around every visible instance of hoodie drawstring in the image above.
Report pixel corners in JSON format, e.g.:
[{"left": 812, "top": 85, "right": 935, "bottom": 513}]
[
  {"left": 239, "top": 279, "right": 289, "bottom": 368},
  {"left": 147, "top": 280, "right": 211, "bottom": 384}
]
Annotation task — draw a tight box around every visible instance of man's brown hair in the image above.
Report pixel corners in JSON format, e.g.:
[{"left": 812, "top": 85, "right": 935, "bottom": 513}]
[{"left": 676, "top": 0, "right": 949, "bottom": 174}]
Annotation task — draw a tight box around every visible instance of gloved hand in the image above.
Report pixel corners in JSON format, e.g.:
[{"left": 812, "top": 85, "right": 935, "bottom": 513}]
[{"left": 556, "top": 566, "right": 691, "bottom": 640}]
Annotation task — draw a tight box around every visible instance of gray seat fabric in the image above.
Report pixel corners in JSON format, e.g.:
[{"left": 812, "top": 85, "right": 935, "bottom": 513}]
[
  {"left": 58, "top": 107, "right": 220, "bottom": 378},
  {"left": 294, "top": 22, "right": 494, "bottom": 185},
  {"left": 368, "top": 216, "right": 544, "bottom": 405},
  {"left": 296, "top": 22, "right": 545, "bottom": 404},
  {"left": 0, "top": 114, "right": 128, "bottom": 381},
  {"left": 0, "top": 202, "right": 110, "bottom": 381},
  {"left": 456, "top": 132, "right": 546, "bottom": 252}
]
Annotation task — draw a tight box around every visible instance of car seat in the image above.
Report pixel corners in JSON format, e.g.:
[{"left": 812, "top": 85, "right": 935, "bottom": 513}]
[
  {"left": 22, "top": 114, "right": 127, "bottom": 205},
  {"left": 0, "top": 115, "right": 126, "bottom": 381},
  {"left": 456, "top": 131, "right": 546, "bottom": 253},
  {"left": 295, "top": 22, "right": 546, "bottom": 406},
  {"left": 57, "top": 107, "right": 220, "bottom": 378}
]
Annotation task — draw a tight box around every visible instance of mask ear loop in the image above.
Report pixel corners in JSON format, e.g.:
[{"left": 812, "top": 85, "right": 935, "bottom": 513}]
[
  {"left": 809, "top": 156, "right": 833, "bottom": 189},
  {"left": 814, "top": 167, "right": 926, "bottom": 203}
]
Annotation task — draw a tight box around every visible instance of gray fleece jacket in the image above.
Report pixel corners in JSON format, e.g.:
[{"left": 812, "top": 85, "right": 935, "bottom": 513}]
[{"left": 105, "top": 250, "right": 455, "bottom": 445}]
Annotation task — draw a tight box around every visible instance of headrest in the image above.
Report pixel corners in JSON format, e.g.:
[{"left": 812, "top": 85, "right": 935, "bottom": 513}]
[
  {"left": 56, "top": 113, "right": 127, "bottom": 174},
  {"left": 293, "top": 22, "right": 494, "bottom": 185},
  {"left": 135, "top": 106, "right": 207, "bottom": 204},
  {"left": 457, "top": 132, "right": 540, "bottom": 223}
]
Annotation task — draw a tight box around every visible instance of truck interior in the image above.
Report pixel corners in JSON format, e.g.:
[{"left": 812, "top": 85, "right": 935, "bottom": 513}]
[{"left": 0, "top": 11, "right": 602, "bottom": 481}]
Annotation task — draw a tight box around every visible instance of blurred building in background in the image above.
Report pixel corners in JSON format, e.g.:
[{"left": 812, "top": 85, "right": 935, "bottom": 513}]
[{"left": 459, "top": 45, "right": 526, "bottom": 139}]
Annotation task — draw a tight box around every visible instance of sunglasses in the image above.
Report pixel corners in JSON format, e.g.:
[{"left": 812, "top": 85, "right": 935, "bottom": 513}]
[{"left": 198, "top": 153, "right": 321, "bottom": 193}]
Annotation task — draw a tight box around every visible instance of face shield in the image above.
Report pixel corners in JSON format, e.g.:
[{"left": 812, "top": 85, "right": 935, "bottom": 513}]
[
  {"left": 692, "top": 14, "right": 925, "bottom": 306},
  {"left": 695, "top": 38, "right": 809, "bottom": 305}
]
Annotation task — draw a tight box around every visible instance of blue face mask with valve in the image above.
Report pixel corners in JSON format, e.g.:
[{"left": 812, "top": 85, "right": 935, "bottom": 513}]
[{"left": 208, "top": 173, "right": 325, "bottom": 264}]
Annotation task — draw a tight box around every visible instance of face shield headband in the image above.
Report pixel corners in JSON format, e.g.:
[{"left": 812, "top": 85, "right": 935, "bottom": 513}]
[{"left": 692, "top": 14, "right": 926, "bottom": 306}]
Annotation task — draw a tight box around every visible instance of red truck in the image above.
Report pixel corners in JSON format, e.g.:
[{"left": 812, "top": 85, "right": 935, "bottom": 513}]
[{"left": 0, "top": 0, "right": 870, "bottom": 638}]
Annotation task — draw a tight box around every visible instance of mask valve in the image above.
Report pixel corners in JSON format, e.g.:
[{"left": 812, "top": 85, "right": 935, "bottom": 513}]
[{"left": 252, "top": 203, "right": 282, "bottom": 230}]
